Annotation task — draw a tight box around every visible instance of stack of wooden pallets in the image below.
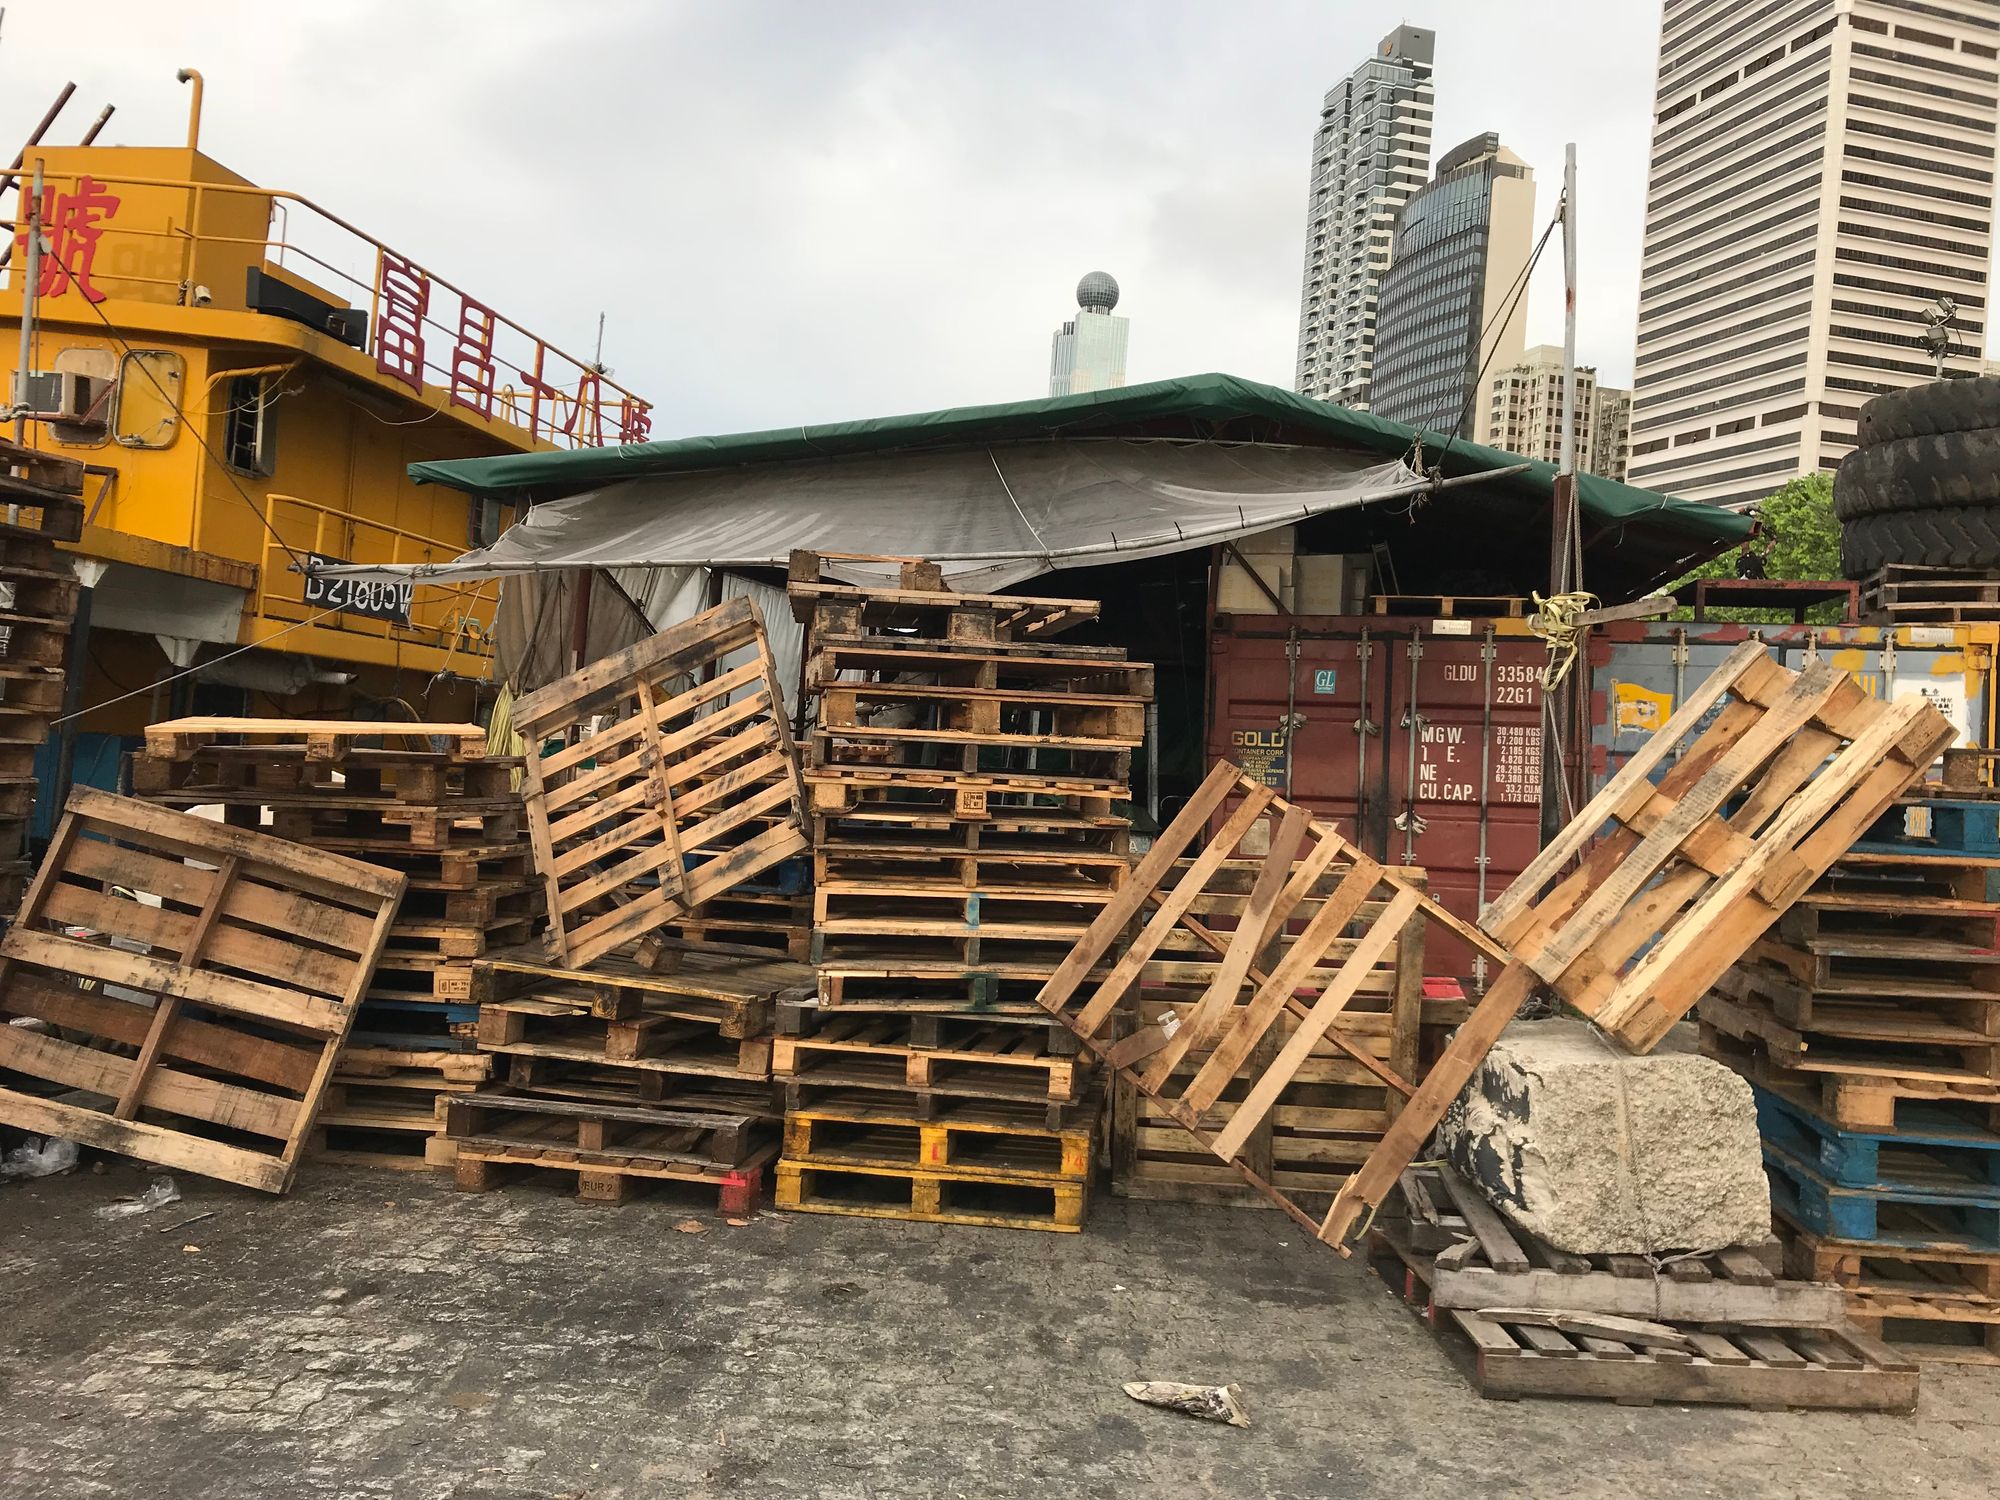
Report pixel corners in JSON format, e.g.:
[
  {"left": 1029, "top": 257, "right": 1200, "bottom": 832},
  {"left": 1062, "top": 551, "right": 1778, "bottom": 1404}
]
[
  {"left": 134, "top": 717, "right": 540, "bottom": 1170},
  {"left": 1858, "top": 564, "right": 2000, "bottom": 625},
  {"left": 0, "top": 440, "right": 84, "bottom": 915},
  {"left": 450, "top": 942, "right": 806, "bottom": 1209},
  {"left": 774, "top": 553, "right": 1149, "bottom": 1230},
  {"left": 1109, "top": 855, "right": 1426, "bottom": 1208},
  {"left": 1703, "top": 789, "right": 2000, "bottom": 1364}
]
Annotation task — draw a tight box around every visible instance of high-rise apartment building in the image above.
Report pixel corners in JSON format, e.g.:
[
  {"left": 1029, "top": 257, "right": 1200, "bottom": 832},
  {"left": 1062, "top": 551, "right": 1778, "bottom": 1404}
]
[
  {"left": 1293, "top": 24, "right": 1436, "bottom": 408},
  {"left": 1049, "top": 271, "right": 1129, "bottom": 396},
  {"left": 1628, "top": 1, "right": 1998, "bottom": 509},
  {"left": 1486, "top": 345, "right": 1633, "bottom": 481},
  {"left": 1369, "top": 133, "right": 1535, "bottom": 438}
]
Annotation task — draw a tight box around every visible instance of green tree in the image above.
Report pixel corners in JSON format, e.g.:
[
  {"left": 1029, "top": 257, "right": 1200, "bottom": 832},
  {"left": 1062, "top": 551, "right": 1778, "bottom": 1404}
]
[{"left": 1669, "top": 472, "right": 1841, "bottom": 622}]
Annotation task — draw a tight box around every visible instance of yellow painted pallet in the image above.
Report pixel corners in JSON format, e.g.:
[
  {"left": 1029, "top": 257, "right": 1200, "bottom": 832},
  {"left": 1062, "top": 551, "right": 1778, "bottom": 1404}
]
[{"left": 775, "top": 1157, "right": 1087, "bottom": 1232}]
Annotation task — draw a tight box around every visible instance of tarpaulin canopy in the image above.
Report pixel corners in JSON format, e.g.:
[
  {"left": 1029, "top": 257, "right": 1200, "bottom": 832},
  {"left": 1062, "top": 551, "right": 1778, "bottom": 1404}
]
[{"left": 319, "top": 372, "right": 1751, "bottom": 598}]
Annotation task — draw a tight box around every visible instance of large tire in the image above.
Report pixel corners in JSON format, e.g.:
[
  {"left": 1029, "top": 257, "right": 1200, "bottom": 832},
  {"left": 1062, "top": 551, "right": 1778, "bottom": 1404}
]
[
  {"left": 1840, "top": 504, "right": 2000, "bottom": 578},
  {"left": 1834, "top": 427, "right": 2000, "bottom": 519},
  {"left": 1857, "top": 376, "right": 2000, "bottom": 447}
]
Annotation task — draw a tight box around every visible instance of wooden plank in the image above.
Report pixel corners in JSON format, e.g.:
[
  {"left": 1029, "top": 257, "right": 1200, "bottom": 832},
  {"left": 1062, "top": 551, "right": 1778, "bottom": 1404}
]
[
  {"left": 1320, "top": 960, "right": 1539, "bottom": 1250},
  {"left": 1137, "top": 806, "right": 1309, "bottom": 1092},
  {"left": 1481, "top": 639, "right": 1772, "bottom": 936},
  {"left": 1435, "top": 1165, "right": 1531, "bottom": 1273},
  {"left": 0, "top": 1086, "right": 290, "bottom": 1193},
  {"left": 512, "top": 597, "right": 762, "bottom": 730},
  {"left": 1034, "top": 760, "right": 1241, "bottom": 1020},
  {"left": 1206, "top": 887, "right": 1421, "bottom": 1159},
  {"left": 0, "top": 1024, "right": 295, "bottom": 1140},
  {"left": 1177, "top": 859, "right": 1388, "bottom": 1118},
  {"left": 0, "top": 929, "right": 349, "bottom": 1036},
  {"left": 0, "top": 970, "right": 318, "bottom": 1093}
]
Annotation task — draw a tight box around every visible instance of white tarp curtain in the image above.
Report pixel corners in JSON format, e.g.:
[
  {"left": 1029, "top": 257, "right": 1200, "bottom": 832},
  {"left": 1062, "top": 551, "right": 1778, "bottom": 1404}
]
[
  {"left": 322, "top": 441, "right": 1425, "bottom": 595},
  {"left": 491, "top": 565, "right": 806, "bottom": 706}
]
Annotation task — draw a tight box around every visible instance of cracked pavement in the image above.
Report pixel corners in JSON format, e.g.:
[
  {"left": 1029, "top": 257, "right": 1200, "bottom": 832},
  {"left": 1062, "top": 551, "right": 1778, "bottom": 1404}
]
[{"left": 1, "top": 1162, "right": 1995, "bottom": 1499}]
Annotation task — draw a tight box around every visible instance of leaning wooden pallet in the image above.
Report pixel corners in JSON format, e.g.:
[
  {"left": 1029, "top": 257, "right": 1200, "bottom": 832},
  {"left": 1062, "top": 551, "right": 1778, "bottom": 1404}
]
[
  {"left": 511, "top": 594, "right": 808, "bottom": 969},
  {"left": 1110, "top": 856, "right": 1426, "bottom": 1207},
  {"left": 0, "top": 788, "right": 405, "bottom": 1192}
]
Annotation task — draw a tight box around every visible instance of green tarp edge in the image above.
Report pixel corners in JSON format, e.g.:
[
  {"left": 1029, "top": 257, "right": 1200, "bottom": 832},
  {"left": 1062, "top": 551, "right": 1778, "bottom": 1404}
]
[{"left": 410, "top": 371, "right": 1751, "bottom": 545}]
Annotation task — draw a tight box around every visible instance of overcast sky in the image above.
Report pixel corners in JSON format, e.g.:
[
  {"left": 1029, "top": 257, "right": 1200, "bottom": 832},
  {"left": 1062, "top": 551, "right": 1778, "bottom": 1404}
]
[{"left": 5, "top": 1, "right": 1670, "bottom": 438}]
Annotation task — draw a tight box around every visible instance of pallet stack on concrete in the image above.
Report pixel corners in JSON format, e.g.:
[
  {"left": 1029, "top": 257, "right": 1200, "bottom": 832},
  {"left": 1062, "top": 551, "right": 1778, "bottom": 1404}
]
[
  {"left": 133, "top": 717, "right": 539, "bottom": 1170},
  {"left": 774, "top": 553, "right": 1147, "bottom": 1230},
  {"left": 450, "top": 941, "right": 805, "bottom": 1209},
  {"left": 1110, "top": 855, "right": 1425, "bottom": 1208},
  {"left": 1702, "top": 786, "right": 2000, "bottom": 1364},
  {"left": 0, "top": 440, "right": 84, "bottom": 916}
]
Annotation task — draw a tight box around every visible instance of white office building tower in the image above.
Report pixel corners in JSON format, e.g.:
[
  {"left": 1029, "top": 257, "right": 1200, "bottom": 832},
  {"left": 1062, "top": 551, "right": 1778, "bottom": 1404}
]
[
  {"left": 1294, "top": 24, "right": 1437, "bottom": 408},
  {"left": 1628, "top": 0, "right": 1999, "bottom": 510},
  {"left": 1049, "top": 271, "right": 1130, "bottom": 396}
]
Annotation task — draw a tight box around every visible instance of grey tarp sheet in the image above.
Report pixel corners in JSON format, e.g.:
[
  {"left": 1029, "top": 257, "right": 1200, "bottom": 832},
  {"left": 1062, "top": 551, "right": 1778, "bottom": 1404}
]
[{"left": 317, "top": 441, "right": 1423, "bottom": 594}]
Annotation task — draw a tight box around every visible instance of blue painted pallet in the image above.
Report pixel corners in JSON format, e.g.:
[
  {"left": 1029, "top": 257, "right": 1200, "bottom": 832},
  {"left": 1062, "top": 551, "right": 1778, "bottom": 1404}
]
[
  {"left": 1860, "top": 801, "right": 2000, "bottom": 858},
  {"left": 1763, "top": 1139, "right": 2000, "bottom": 1251},
  {"left": 1756, "top": 1086, "right": 2000, "bottom": 1196}
]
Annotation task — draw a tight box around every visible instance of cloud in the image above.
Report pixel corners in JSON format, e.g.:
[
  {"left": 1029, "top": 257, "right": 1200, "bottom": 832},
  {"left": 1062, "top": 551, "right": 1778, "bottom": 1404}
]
[{"left": 0, "top": 0, "right": 1728, "bottom": 437}]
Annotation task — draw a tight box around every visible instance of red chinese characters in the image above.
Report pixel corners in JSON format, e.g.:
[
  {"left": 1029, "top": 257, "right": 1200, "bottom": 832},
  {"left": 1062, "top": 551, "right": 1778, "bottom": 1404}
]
[
  {"left": 18, "top": 175, "right": 121, "bottom": 303},
  {"left": 617, "top": 396, "right": 653, "bottom": 444},
  {"left": 449, "top": 297, "right": 498, "bottom": 417},
  {"left": 373, "top": 252, "right": 431, "bottom": 391}
]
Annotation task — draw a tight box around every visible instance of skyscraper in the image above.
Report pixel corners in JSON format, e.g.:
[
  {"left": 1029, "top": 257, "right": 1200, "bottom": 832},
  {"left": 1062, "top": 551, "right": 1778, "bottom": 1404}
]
[
  {"left": 1049, "top": 271, "right": 1129, "bottom": 396},
  {"left": 1628, "top": 2, "right": 1998, "bottom": 509},
  {"left": 1486, "top": 345, "right": 1633, "bottom": 481},
  {"left": 1294, "top": 24, "right": 1436, "bottom": 408},
  {"left": 1368, "top": 133, "right": 1535, "bottom": 438}
]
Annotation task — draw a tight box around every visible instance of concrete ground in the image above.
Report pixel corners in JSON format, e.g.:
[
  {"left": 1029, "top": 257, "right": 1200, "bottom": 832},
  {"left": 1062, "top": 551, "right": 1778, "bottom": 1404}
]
[{"left": 1, "top": 1162, "right": 1995, "bottom": 1500}]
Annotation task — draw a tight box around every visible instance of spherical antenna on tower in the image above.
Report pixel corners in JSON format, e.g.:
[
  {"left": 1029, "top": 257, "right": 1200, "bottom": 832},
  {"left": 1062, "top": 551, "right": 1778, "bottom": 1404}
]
[{"left": 1076, "top": 271, "right": 1120, "bottom": 312}]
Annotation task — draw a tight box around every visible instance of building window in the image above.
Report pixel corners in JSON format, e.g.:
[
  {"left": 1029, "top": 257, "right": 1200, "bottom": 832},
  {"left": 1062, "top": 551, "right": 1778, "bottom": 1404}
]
[
  {"left": 471, "top": 496, "right": 509, "bottom": 549},
  {"left": 222, "top": 375, "right": 277, "bottom": 476}
]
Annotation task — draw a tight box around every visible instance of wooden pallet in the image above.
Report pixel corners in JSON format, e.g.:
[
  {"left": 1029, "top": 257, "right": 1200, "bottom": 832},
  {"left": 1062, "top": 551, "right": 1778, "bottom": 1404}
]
[
  {"left": 804, "top": 772, "right": 1132, "bottom": 825},
  {"left": 0, "top": 789, "right": 405, "bottom": 1192},
  {"left": 1394, "top": 1165, "right": 1841, "bottom": 1324},
  {"left": 1704, "top": 978, "right": 2000, "bottom": 1091},
  {"left": 1032, "top": 761, "right": 1513, "bottom": 1251},
  {"left": 786, "top": 550, "right": 1099, "bottom": 644},
  {"left": 775, "top": 1157, "right": 1087, "bottom": 1231},
  {"left": 1480, "top": 638, "right": 1955, "bottom": 1054},
  {"left": 473, "top": 943, "right": 808, "bottom": 1036},
  {"left": 1370, "top": 1225, "right": 1919, "bottom": 1410},
  {"left": 782, "top": 1095, "right": 1096, "bottom": 1178},
  {"left": 774, "top": 1015, "right": 1084, "bottom": 1103},
  {"left": 1764, "top": 1139, "right": 2000, "bottom": 1251},
  {"left": 130, "top": 748, "right": 520, "bottom": 801},
  {"left": 1754, "top": 1082, "right": 2000, "bottom": 1195},
  {"left": 1371, "top": 592, "right": 1527, "bottom": 618},
  {"left": 1702, "top": 1020, "right": 2000, "bottom": 1132},
  {"left": 454, "top": 1140, "right": 774, "bottom": 1211},
  {"left": 491, "top": 1056, "right": 777, "bottom": 1114},
  {"left": 813, "top": 967, "right": 1060, "bottom": 1016},
  {"left": 1784, "top": 1221, "right": 2000, "bottom": 1365},
  {"left": 143, "top": 717, "right": 489, "bottom": 762},
  {"left": 478, "top": 1001, "right": 775, "bottom": 1082},
  {"left": 312, "top": 1078, "right": 466, "bottom": 1170},
  {"left": 445, "top": 1088, "right": 768, "bottom": 1170},
  {"left": 779, "top": 996, "right": 1078, "bottom": 1053},
  {"left": 512, "top": 595, "right": 809, "bottom": 968}
]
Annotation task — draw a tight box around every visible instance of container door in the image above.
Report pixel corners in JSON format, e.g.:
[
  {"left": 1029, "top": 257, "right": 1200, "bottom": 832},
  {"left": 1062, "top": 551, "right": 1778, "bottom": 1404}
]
[{"left": 1377, "top": 624, "right": 1547, "bottom": 987}]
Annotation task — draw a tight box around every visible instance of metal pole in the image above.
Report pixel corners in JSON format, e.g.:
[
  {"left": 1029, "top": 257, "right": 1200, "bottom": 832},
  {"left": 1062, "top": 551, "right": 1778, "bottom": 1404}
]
[
  {"left": 1557, "top": 143, "right": 1579, "bottom": 489},
  {"left": 0, "top": 83, "right": 74, "bottom": 206},
  {"left": 1542, "top": 143, "right": 1581, "bottom": 846},
  {"left": 13, "top": 157, "right": 43, "bottom": 447}
]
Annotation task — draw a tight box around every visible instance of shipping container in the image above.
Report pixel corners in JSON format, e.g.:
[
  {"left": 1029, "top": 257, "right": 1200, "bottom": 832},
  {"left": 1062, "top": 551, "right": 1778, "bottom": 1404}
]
[
  {"left": 1206, "top": 613, "right": 1560, "bottom": 988},
  {"left": 1209, "top": 613, "right": 1998, "bottom": 990},
  {"left": 1590, "top": 622, "right": 1995, "bottom": 788}
]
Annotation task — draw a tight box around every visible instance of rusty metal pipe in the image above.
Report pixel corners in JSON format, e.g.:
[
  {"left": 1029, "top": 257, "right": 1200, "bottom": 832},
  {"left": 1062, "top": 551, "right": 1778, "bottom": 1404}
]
[{"left": 0, "top": 82, "right": 75, "bottom": 204}]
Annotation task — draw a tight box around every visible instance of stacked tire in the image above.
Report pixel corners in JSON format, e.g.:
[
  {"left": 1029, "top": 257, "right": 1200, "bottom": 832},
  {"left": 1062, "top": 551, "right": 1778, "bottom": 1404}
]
[{"left": 1836, "top": 377, "right": 2000, "bottom": 579}]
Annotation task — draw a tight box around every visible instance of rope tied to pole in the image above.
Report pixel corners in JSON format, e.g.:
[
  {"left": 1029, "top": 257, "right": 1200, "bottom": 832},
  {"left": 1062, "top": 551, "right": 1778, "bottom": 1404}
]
[{"left": 1531, "top": 589, "right": 1597, "bottom": 691}]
